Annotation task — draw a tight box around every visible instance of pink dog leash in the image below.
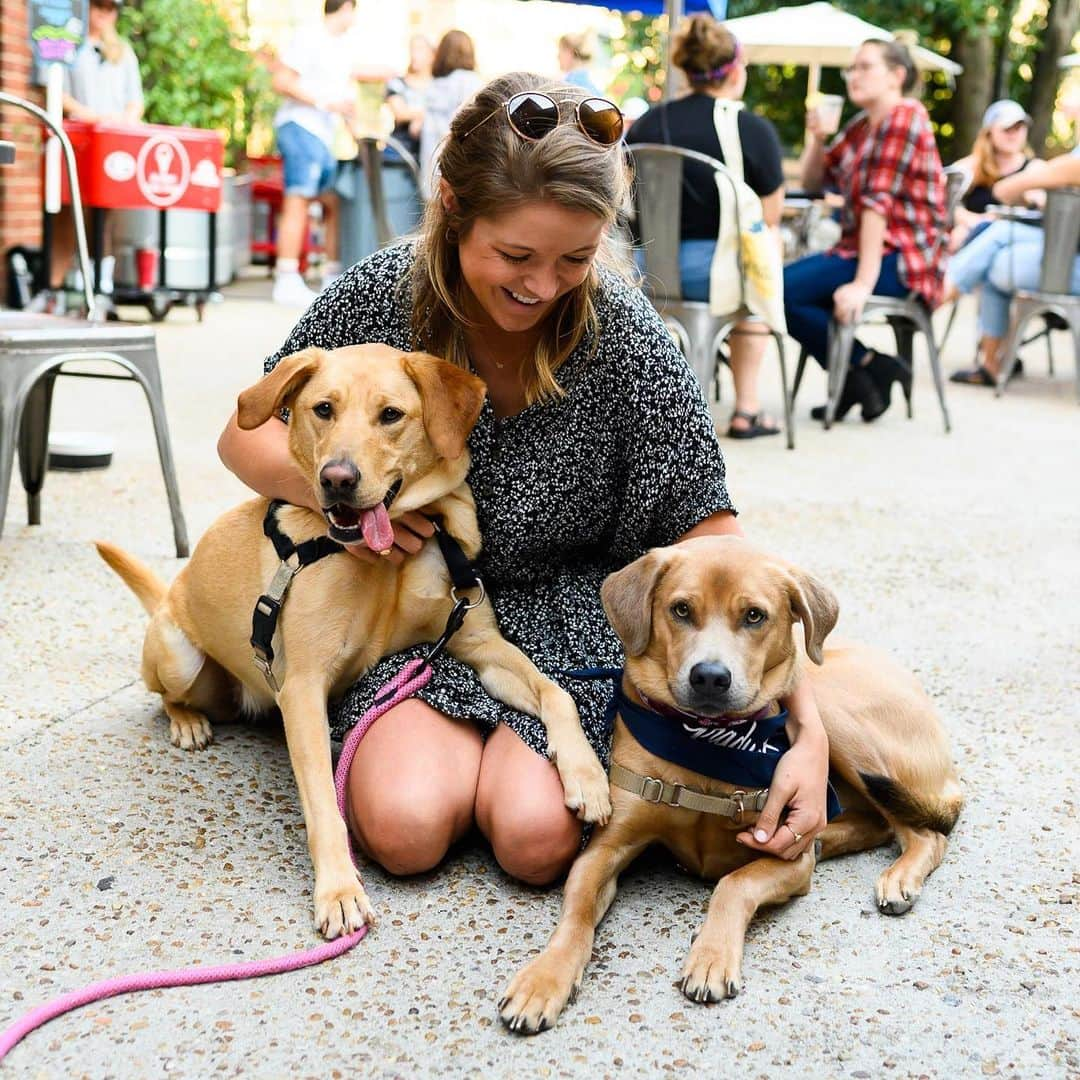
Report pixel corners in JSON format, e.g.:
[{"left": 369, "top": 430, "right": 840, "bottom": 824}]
[{"left": 0, "top": 657, "right": 433, "bottom": 1064}]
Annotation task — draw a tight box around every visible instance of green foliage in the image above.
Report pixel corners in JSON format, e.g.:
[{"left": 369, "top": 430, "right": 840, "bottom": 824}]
[
  {"left": 120, "top": 0, "right": 272, "bottom": 167},
  {"left": 607, "top": 12, "right": 667, "bottom": 105}
]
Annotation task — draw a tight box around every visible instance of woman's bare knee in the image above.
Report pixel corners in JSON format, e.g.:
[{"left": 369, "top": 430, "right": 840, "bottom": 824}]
[
  {"left": 344, "top": 698, "right": 481, "bottom": 876},
  {"left": 476, "top": 723, "right": 582, "bottom": 884},
  {"left": 487, "top": 804, "right": 581, "bottom": 885}
]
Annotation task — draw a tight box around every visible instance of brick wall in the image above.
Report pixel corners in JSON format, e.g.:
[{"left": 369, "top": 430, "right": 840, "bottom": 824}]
[{"left": 0, "top": 0, "right": 45, "bottom": 299}]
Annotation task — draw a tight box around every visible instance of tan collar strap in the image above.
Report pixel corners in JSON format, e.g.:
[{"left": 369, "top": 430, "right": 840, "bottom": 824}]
[{"left": 609, "top": 761, "right": 768, "bottom": 822}]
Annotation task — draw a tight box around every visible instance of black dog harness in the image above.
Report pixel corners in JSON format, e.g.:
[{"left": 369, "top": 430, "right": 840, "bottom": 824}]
[{"left": 250, "top": 500, "right": 483, "bottom": 693}]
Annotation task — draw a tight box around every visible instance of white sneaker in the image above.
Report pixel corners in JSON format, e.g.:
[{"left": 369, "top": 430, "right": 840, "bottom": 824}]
[{"left": 272, "top": 271, "right": 318, "bottom": 307}]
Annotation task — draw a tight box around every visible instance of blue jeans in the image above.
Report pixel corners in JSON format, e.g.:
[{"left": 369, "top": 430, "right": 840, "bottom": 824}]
[
  {"left": 948, "top": 219, "right": 1080, "bottom": 337},
  {"left": 276, "top": 121, "right": 337, "bottom": 198},
  {"left": 633, "top": 239, "right": 716, "bottom": 301},
  {"left": 783, "top": 251, "right": 906, "bottom": 368}
]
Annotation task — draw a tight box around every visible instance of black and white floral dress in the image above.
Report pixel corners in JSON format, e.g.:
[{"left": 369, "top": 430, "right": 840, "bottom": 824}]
[{"left": 264, "top": 243, "right": 735, "bottom": 763}]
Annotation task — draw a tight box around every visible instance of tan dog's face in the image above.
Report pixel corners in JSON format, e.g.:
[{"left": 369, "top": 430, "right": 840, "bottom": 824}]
[
  {"left": 601, "top": 536, "right": 838, "bottom": 720},
  {"left": 236, "top": 345, "right": 485, "bottom": 546}
]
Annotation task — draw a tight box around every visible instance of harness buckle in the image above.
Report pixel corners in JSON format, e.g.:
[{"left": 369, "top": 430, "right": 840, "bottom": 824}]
[
  {"left": 730, "top": 790, "right": 746, "bottom": 824},
  {"left": 252, "top": 648, "right": 280, "bottom": 693},
  {"left": 640, "top": 776, "right": 664, "bottom": 804}
]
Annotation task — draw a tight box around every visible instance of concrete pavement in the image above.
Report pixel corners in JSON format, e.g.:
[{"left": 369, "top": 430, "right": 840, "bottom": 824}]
[{"left": 1, "top": 275, "right": 1077, "bottom": 1078}]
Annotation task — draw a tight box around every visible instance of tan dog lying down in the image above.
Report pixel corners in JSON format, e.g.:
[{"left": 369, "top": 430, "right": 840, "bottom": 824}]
[
  {"left": 500, "top": 536, "right": 963, "bottom": 1032},
  {"left": 97, "top": 344, "right": 610, "bottom": 939}
]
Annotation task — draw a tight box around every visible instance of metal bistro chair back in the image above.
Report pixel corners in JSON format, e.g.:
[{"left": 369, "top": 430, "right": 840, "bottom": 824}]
[
  {"left": 793, "top": 166, "right": 968, "bottom": 433},
  {"left": 629, "top": 143, "right": 793, "bottom": 449},
  {"left": 354, "top": 135, "right": 423, "bottom": 249},
  {"left": 0, "top": 91, "right": 188, "bottom": 556},
  {"left": 995, "top": 186, "right": 1080, "bottom": 401}
]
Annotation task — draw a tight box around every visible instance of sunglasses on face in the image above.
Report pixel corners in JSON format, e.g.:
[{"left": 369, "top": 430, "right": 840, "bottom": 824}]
[{"left": 460, "top": 92, "right": 624, "bottom": 147}]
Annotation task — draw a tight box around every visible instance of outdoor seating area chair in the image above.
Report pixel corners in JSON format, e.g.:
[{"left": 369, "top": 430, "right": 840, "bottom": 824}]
[
  {"left": 994, "top": 186, "right": 1080, "bottom": 402},
  {"left": 628, "top": 143, "right": 794, "bottom": 449},
  {"left": 353, "top": 135, "right": 423, "bottom": 250},
  {"left": 791, "top": 167, "right": 969, "bottom": 433},
  {"left": 0, "top": 91, "right": 189, "bottom": 557}
]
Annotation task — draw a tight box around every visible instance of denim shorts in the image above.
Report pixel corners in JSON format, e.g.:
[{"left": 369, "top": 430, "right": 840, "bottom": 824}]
[{"left": 276, "top": 121, "right": 337, "bottom": 198}]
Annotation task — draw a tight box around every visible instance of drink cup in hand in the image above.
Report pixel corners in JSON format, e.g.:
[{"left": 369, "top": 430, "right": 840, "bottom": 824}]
[{"left": 807, "top": 93, "right": 844, "bottom": 137}]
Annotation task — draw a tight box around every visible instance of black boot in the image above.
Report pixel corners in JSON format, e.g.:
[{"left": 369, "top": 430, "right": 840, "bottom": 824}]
[
  {"left": 811, "top": 367, "right": 884, "bottom": 423},
  {"left": 863, "top": 351, "right": 912, "bottom": 419}
]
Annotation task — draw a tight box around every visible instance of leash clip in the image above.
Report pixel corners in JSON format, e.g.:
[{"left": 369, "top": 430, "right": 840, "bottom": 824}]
[
  {"left": 252, "top": 647, "right": 280, "bottom": 693},
  {"left": 730, "top": 790, "right": 746, "bottom": 824},
  {"left": 450, "top": 576, "right": 486, "bottom": 610}
]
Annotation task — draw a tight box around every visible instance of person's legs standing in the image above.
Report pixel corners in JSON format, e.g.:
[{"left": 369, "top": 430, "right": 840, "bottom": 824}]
[
  {"left": 274, "top": 122, "right": 333, "bottom": 306},
  {"left": 679, "top": 241, "right": 779, "bottom": 436}
]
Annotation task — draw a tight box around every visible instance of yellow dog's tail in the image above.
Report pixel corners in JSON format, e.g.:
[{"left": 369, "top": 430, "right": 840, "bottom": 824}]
[{"left": 94, "top": 541, "right": 168, "bottom": 614}]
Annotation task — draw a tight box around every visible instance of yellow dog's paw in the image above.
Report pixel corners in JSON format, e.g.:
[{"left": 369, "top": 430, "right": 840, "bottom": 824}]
[
  {"left": 553, "top": 745, "right": 612, "bottom": 825},
  {"left": 680, "top": 938, "right": 742, "bottom": 1004},
  {"left": 169, "top": 714, "right": 213, "bottom": 751},
  {"left": 313, "top": 872, "right": 377, "bottom": 939},
  {"left": 498, "top": 954, "right": 579, "bottom": 1035}
]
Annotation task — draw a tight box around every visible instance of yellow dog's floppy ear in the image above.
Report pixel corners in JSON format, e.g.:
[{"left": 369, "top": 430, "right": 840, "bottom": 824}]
[
  {"left": 403, "top": 352, "right": 486, "bottom": 460},
  {"left": 236, "top": 348, "right": 324, "bottom": 430},
  {"left": 601, "top": 548, "right": 674, "bottom": 658},
  {"left": 785, "top": 568, "right": 839, "bottom": 665}
]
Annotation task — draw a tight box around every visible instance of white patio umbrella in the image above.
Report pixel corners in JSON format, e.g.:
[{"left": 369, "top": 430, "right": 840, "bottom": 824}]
[{"left": 722, "top": 2, "right": 962, "bottom": 96}]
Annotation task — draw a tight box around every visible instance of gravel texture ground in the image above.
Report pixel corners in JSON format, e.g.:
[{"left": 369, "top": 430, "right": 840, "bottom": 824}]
[{"left": 1, "top": 278, "right": 1077, "bottom": 1079}]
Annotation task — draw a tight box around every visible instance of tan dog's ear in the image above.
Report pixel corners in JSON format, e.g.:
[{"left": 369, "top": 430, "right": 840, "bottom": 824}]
[
  {"left": 236, "top": 348, "right": 323, "bottom": 430},
  {"left": 601, "top": 548, "right": 674, "bottom": 657},
  {"left": 403, "top": 352, "right": 486, "bottom": 460},
  {"left": 785, "top": 570, "right": 839, "bottom": 665}
]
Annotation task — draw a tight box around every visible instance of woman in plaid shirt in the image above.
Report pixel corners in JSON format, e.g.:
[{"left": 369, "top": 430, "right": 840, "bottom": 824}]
[{"left": 784, "top": 40, "right": 947, "bottom": 423}]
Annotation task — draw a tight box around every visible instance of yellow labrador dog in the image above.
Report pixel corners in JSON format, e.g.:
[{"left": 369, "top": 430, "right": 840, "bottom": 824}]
[
  {"left": 97, "top": 344, "right": 610, "bottom": 940},
  {"left": 500, "top": 536, "right": 963, "bottom": 1033}
]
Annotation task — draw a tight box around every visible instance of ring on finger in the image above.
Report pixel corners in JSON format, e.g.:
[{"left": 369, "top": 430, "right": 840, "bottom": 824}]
[{"left": 784, "top": 822, "right": 804, "bottom": 845}]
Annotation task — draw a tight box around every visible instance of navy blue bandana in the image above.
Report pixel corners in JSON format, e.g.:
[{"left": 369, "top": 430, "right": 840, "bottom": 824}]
[{"left": 568, "top": 668, "right": 842, "bottom": 820}]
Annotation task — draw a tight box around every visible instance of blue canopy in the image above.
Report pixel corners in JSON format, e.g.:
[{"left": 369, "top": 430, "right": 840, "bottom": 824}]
[{"left": 554, "top": 0, "right": 726, "bottom": 14}]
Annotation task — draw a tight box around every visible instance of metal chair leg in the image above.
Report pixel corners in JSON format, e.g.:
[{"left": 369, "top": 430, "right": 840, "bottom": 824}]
[
  {"left": 793, "top": 347, "right": 808, "bottom": 401},
  {"left": 888, "top": 318, "right": 916, "bottom": 419},
  {"left": 126, "top": 352, "right": 190, "bottom": 558},
  {"left": 1046, "top": 321, "right": 1056, "bottom": 376},
  {"left": 0, "top": 390, "right": 19, "bottom": 542},
  {"left": 17, "top": 373, "right": 56, "bottom": 525},
  {"left": 1070, "top": 320, "right": 1080, "bottom": 405},
  {"left": 995, "top": 310, "right": 1030, "bottom": 399},
  {"left": 824, "top": 319, "right": 854, "bottom": 429},
  {"left": 920, "top": 313, "right": 951, "bottom": 434},
  {"left": 772, "top": 331, "right": 794, "bottom": 450}
]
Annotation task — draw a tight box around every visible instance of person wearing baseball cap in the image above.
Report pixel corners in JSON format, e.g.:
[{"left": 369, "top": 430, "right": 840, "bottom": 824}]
[{"left": 948, "top": 99, "right": 1038, "bottom": 251}]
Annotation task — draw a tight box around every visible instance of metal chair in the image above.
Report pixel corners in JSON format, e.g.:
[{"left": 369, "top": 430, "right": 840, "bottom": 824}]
[
  {"left": 994, "top": 187, "right": 1080, "bottom": 402},
  {"left": 792, "top": 167, "right": 968, "bottom": 433},
  {"left": 353, "top": 135, "right": 423, "bottom": 249},
  {"left": 628, "top": 143, "right": 794, "bottom": 449},
  {"left": 0, "top": 91, "right": 189, "bottom": 556}
]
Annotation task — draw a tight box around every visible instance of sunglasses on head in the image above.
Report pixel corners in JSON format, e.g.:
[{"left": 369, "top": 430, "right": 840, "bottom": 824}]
[{"left": 460, "top": 92, "right": 624, "bottom": 147}]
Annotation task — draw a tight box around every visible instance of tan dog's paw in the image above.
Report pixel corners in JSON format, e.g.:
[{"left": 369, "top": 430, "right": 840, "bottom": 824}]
[
  {"left": 499, "top": 951, "right": 580, "bottom": 1035},
  {"left": 551, "top": 743, "right": 612, "bottom": 825},
  {"left": 875, "top": 866, "right": 921, "bottom": 916},
  {"left": 169, "top": 713, "right": 213, "bottom": 751},
  {"left": 680, "top": 936, "right": 742, "bottom": 1003},
  {"left": 313, "top": 870, "right": 377, "bottom": 939}
]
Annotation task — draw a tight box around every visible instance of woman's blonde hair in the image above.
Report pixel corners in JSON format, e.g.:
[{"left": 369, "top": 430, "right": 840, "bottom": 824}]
[
  {"left": 970, "top": 126, "right": 1032, "bottom": 189},
  {"left": 672, "top": 13, "right": 737, "bottom": 88},
  {"left": 409, "top": 71, "right": 633, "bottom": 406}
]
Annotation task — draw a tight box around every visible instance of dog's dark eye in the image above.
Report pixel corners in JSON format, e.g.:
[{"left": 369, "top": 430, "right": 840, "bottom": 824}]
[
  {"left": 745, "top": 607, "right": 767, "bottom": 627},
  {"left": 313, "top": 401, "right": 333, "bottom": 420},
  {"left": 671, "top": 600, "right": 692, "bottom": 620},
  {"left": 379, "top": 407, "right": 404, "bottom": 425}
]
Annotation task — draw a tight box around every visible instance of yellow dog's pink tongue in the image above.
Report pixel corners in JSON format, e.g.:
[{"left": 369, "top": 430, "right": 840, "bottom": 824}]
[{"left": 360, "top": 503, "right": 394, "bottom": 552}]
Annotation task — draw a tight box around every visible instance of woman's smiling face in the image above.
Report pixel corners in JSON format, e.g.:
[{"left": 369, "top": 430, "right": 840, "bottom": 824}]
[{"left": 454, "top": 199, "right": 606, "bottom": 334}]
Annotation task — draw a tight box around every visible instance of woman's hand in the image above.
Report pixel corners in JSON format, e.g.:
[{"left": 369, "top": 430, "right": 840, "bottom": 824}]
[
  {"left": 833, "top": 280, "right": 872, "bottom": 324},
  {"left": 343, "top": 510, "right": 435, "bottom": 566},
  {"left": 736, "top": 728, "right": 829, "bottom": 860}
]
